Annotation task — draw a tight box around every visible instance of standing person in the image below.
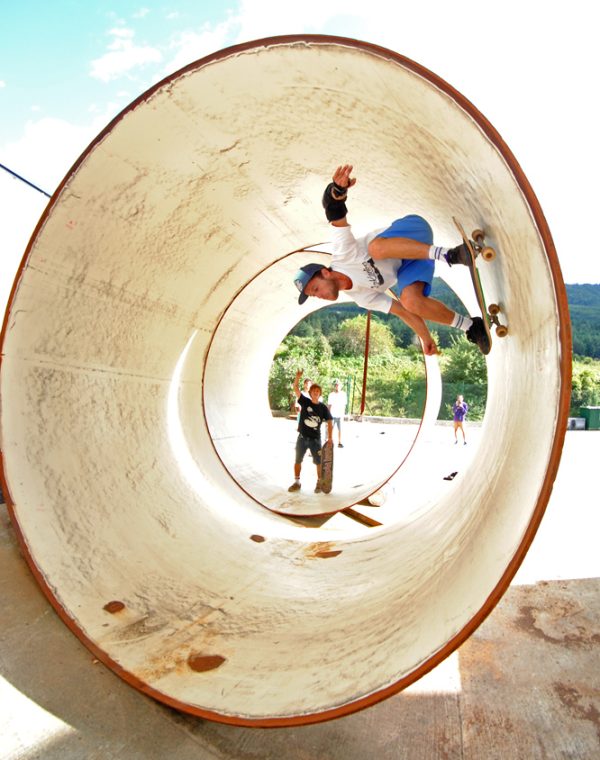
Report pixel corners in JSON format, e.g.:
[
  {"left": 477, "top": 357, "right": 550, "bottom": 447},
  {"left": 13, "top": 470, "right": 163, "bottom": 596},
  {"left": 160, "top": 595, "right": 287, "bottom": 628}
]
[
  {"left": 301, "top": 378, "right": 312, "bottom": 398},
  {"left": 328, "top": 379, "right": 347, "bottom": 448},
  {"left": 289, "top": 370, "right": 333, "bottom": 494},
  {"left": 453, "top": 395, "right": 469, "bottom": 444},
  {"left": 292, "top": 164, "right": 490, "bottom": 356},
  {"left": 295, "top": 377, "right": 313, "bottom": 419}
]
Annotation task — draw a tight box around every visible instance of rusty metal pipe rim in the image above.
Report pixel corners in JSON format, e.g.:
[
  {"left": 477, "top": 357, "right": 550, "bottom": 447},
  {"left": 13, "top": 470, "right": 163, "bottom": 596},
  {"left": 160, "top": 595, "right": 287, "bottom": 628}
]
[{"left": 0, "top": 36, "right": 571, "bottom": 726}]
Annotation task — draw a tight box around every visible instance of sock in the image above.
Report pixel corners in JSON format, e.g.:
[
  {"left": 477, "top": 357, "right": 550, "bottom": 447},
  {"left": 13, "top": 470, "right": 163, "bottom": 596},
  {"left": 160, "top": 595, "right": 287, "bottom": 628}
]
[
  {"left": 451, "top": 313, "right": 473, "bottom": 332},
  {"left": 429, "top": 245, "right": 450, "bottom": 261}
]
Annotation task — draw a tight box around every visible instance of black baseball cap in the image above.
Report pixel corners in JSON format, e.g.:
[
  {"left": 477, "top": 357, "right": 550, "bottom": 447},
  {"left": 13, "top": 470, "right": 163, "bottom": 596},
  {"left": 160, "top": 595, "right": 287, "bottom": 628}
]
[{"left": 293, "top": 263, "right": 325, "bottom": 304}]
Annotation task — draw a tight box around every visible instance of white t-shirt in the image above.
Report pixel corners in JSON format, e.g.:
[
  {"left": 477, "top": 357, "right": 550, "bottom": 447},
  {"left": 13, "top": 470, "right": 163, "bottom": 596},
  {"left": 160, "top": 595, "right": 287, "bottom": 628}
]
[
  {"left": 330, "top": 225, "right": 400, "bottom": 313},
  {"left": 327, "top": 389, "right": 347, "bottom": 418}
]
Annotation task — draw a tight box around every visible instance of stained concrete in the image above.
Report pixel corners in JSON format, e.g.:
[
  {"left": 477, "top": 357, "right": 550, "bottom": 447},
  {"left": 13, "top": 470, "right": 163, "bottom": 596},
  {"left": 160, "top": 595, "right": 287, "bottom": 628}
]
[{"left": 1, "top": 430, "right": 598, "bottom": 759}]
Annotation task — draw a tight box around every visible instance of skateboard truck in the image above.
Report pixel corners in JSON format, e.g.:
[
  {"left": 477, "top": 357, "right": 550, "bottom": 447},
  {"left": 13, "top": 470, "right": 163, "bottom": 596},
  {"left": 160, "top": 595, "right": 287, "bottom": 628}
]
[
  {"left": 487, "top": 302, "right": 508, "bottom": 338},
  {"left": 471, "top": 229, "right": 496, "bottom": 262},
  {"left": 452, "top": 218, "right": 509, "bottom": 344}
]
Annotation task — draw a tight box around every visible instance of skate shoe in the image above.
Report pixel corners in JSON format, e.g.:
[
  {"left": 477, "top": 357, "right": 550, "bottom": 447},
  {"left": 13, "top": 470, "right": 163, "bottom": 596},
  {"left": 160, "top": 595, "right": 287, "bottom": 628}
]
[
  {"left": 314, "top": 480, "right": 322, "bottom": 493},
  {"left": 288, "top": 481, "right": 301, "bottom": 492},
  {"left": 466, "top": 317, "right": 491, "bottom": 355},
  {"left": 445, "top": 242, "right": 471, "bottom": 266}
]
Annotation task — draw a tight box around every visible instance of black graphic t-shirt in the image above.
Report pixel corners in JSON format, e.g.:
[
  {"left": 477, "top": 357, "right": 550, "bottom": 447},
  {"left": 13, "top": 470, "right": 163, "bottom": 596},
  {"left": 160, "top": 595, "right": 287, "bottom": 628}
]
[{"left": 297, "top": 395, "right": 332, "bottom": 440}]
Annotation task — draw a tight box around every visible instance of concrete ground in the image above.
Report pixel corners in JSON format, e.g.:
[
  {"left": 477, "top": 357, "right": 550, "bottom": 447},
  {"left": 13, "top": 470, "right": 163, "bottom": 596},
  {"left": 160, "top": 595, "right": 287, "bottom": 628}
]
[{"left": 1, "top": 429, "right": 599, "bottom": 759}]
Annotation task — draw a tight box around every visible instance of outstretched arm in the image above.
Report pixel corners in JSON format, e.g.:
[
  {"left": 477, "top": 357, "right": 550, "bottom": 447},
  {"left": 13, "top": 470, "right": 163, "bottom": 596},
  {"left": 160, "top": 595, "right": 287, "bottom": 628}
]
[
  {"left": 389, "top": 299, "right": 439, "bottom": 356},
  {"left": 293, "top": 369, "right": 303, "bottom": 399},
  {"left": 322, "top": 164, "right": 356, "bottom": 228}
]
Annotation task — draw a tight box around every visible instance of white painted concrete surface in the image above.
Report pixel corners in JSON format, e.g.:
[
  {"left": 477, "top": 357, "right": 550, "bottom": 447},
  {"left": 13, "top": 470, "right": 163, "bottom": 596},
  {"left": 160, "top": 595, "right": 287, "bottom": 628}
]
[{"left": 0, "top": 37, "right": 570, "bottom": 724}]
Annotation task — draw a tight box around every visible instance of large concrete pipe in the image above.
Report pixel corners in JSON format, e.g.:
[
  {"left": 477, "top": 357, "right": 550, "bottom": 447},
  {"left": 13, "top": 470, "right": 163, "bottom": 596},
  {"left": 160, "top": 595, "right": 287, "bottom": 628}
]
[{"left": 0, "top": 36, "right": 571, "bottom": 725}]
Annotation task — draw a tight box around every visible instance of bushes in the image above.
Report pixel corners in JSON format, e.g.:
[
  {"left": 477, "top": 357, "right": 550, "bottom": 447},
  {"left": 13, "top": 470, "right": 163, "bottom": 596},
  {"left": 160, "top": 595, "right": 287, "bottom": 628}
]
[
  {"left": 269, "top": 317, "right": 489, "bottom": 420},
  {"left": 271, "top": 302, "right": 600, "bottom": 420},
  {"left": 571, "top": 357, "right": 600, "bottom": 412}
]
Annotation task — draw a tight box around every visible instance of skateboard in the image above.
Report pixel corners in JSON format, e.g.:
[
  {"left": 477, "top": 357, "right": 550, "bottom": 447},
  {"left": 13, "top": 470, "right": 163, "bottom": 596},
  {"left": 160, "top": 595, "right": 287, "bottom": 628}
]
[
  {"left": 320, "top": 439, "right": 334, "bottom": 494},
  {"left": 452, "top": 217, "right": 508, "bottom": 354}
]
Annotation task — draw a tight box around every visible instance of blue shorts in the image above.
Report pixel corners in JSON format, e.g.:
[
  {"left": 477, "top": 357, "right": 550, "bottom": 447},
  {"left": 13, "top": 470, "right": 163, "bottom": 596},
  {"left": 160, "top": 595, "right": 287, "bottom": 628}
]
[{"left": 376, "top": 215, "right": 435, "bottom": 297}]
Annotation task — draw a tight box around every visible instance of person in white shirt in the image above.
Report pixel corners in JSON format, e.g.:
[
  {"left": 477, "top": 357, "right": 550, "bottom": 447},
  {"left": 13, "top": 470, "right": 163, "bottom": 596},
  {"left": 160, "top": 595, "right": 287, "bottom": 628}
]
[
  {"left": 327, "top": 379, "right": 347, "bottom": 448},
  {"left": 293, "top": 164, "right": 489, "bottom": 356}
]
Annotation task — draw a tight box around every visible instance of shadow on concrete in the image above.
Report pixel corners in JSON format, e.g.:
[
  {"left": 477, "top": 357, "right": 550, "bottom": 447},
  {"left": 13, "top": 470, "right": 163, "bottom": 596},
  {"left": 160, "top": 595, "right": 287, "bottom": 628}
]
[{"left": 2, "top": 502, "right": 599, "bottom": 759}]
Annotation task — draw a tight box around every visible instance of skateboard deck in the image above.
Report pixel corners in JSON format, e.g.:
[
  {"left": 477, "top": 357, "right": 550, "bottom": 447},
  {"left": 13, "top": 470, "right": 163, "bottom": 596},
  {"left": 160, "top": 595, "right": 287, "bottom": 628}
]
[
  {"left": 320, "top": 439, "right": 334, "bottom": 494},
  {"left": 452, "top": 217, "right": 508, "bottom": 355}
]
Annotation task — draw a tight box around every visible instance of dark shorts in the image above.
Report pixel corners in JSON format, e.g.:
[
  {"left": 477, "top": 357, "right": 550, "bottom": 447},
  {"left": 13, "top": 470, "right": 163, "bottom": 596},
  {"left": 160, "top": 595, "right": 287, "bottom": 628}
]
[
  {"left": 295, "top": 434, "right": 322, "bottom": 465},
  {"left": 376, "top": 215, "right": 435, "bottom": 297}
]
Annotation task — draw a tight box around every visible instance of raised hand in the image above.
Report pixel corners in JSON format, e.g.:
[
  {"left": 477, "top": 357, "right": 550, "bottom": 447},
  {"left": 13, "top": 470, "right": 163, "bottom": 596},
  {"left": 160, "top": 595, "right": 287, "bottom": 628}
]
[{"left": 332, "top": 164, "right": 356, "bottom": 191}]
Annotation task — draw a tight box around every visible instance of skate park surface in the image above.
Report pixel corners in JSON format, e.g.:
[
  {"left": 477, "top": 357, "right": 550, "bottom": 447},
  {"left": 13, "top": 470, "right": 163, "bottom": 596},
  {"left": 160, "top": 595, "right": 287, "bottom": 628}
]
[{"left": 2, "top": 426, "right": 599, "bottom": 759}]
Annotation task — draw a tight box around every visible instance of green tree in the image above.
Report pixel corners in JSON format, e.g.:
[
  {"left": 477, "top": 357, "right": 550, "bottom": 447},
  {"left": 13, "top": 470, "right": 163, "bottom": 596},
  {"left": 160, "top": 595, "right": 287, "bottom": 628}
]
[
  {"left": 439, "top": 335, "right": 488, "bottom": 421},
  {"left": 330, "top": 314, "right": 396, "bottom": 356},
  {"left": 268, "top": 334, "right": 333, "bottom": 411},
  {"left": 571, "top": 361, "right": 600, "bottom": 412},
  {"left": 442, "top": 335, "right": 487, "bottom": 385}
]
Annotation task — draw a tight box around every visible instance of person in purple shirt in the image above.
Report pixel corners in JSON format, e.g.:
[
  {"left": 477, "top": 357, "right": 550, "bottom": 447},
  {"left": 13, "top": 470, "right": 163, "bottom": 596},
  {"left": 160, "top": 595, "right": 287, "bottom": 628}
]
[{"left": 453, "top": 395, "right": 469, "bottom": 444}]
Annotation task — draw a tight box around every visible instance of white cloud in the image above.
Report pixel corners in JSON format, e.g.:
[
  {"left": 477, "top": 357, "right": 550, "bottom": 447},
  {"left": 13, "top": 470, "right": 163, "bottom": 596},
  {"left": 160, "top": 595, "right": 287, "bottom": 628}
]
[
  {"left": 90, "top": 26, "right": 162, "bottom": 82},
  {"left": 1, "top": 110, "right": 117, "bottom": 190},
  {"left": 234, "top": 0, "right": 368, "bottom": 39},
  {"left": 0, "top": 107, "right": 124, "bottom": 312},
  {"left": 133, "top": 7, "right": 150, "bottom": 19},
  {"left": 0, "top": 79, "right": 6, "bottom": 88},
  {"left": 162, "top": 16, "right": 239, "bottom": 74}
]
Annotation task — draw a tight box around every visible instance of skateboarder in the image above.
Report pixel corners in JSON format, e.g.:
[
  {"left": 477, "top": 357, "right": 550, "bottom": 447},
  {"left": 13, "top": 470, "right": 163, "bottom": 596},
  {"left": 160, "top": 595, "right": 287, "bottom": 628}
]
[
  {"left": 293, "top": 164, "right": 489, "bottom": 355},
  {"left": 288, "top": 370, "right": 333, "bottom": 494}
]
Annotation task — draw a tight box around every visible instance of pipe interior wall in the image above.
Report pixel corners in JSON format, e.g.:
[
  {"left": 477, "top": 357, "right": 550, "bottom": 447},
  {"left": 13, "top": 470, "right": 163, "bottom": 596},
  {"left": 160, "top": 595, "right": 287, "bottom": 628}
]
[{"left": 0, "top": 37, "right": 570, "bottom": 725}]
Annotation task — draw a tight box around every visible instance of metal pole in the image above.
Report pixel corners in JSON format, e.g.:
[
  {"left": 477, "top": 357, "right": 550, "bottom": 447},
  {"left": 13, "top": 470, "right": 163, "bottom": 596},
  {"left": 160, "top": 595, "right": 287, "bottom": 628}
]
[{"left": 359, "top": 310, "right": 371, "bottom": 415}]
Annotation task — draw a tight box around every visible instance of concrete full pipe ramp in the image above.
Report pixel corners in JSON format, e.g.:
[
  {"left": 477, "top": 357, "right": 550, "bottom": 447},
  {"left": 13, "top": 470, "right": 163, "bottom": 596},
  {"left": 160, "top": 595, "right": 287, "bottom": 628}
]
[{"left": 0, "top": 36, "right": 571, "bottom": 726}]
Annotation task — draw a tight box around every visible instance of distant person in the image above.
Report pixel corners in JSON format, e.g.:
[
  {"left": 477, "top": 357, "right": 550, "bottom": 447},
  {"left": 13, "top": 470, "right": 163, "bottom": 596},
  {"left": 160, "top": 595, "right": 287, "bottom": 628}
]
[
  {"left": 453, "top": 395, "right": 469, "bottom": 444},
  {"left": 301, "top": 378, "right": 312, "bottom": 398},
  {"left": 292, "top": 163, "right": 490, "bottom": 355},
  {"left": 294, "top": 377, "right": 313, "bottom": 419},
  {"left": 328, "top": 379, "right": 347, "bottom": 448},
  {"left": 289, "top": 370, "right": 333, "bottom": 494}
]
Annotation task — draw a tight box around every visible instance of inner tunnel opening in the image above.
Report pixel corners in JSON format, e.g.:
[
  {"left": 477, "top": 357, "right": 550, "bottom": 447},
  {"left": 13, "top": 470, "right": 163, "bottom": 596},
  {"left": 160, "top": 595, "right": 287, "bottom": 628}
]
[{"left": 202, "top": 245, "right": 489, "bottom": 524}]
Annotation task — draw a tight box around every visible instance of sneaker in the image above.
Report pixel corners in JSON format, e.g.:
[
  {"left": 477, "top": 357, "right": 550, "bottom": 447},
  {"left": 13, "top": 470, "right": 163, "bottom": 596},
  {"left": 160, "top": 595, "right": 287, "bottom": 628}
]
[
  {"left": 466, "top": 317, "right": 491, "bottom": 355},
  {"left": 445, "top": 242, "right": 471, "bottom": 267},
  {"left": 314, "top": 481, "right": 322, "bottom": 493},
  {"left": 338, "top": 443, "right": 344, "bottom": 448},
  {"left": 288, "top": 481, "right": 301, "bottom": 492}
]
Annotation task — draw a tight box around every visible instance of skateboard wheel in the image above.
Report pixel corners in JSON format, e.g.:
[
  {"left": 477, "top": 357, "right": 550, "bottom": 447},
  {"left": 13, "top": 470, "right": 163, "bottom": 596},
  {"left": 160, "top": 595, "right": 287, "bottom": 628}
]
[
  {"left": 481, "top": 246, "right": 496, "bottom": 261},
  {"left": 496, "top": 325, "right": 508, "bottom": 338},
  {"left": 488, "top": 303, "right": 500, "bottom": 316},
  {"left": 472, "top": 228, "right": 485, "bottom": 245}
]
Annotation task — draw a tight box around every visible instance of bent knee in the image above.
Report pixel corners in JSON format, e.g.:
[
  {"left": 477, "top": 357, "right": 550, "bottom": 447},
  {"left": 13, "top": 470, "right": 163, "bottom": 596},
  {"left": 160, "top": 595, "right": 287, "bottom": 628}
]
[{"left": 400, "top": 284, "right": 426, "bottom": 311}]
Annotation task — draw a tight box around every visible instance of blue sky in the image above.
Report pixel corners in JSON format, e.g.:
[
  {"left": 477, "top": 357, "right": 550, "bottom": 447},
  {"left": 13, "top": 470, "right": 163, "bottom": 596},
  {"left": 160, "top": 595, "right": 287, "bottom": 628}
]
[{"left": 1, "top": 0, "right": 599, "bottom": 297}]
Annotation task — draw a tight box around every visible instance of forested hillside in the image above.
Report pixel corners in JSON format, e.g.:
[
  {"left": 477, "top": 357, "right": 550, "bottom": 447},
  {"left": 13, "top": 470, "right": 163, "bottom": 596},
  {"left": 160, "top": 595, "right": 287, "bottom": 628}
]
[
  {"left": 270, "top": 280, "right": 600, "bottom": 418},
  {"left": 291, "top": 281, "right": 600, "bottom": 358},
  {"left": 566, "top": 284, "right": 600, "bottom": 357}
]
